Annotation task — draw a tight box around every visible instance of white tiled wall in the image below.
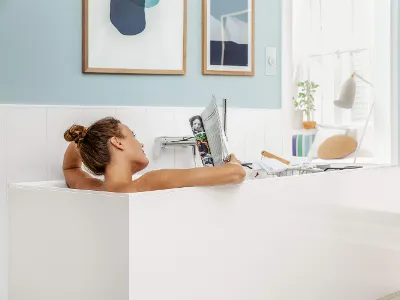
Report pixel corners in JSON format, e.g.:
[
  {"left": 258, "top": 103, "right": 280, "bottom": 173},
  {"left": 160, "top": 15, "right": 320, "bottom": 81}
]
[
  {"left": 0, "top": 104, "right": 282, "bottom": 299},
  {"left": 0, "top": 104, "right": 283, "bottom": 181},
  {"left": 6, "top": 108, "right": 48, "bottom": 184}
]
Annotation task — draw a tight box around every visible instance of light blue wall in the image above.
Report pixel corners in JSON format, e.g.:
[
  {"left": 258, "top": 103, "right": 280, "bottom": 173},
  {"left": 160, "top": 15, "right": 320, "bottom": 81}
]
[{"left": 0, "top": 0, "right": 281, "bottom": 108}]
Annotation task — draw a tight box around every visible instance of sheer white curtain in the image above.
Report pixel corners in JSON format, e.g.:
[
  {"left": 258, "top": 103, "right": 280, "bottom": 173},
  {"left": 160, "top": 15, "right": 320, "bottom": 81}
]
[{"left": 292, "top": 0, "right": 392, "bottom": 163}]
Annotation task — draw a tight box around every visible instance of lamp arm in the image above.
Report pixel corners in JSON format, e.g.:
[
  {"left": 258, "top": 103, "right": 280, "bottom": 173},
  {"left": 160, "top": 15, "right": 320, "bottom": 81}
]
[
  {"left": 353, "top": 72, "right": 374, "bottom": 88},
  {"left": 353, "top": 85, "right": 375, "bottom": 164}
]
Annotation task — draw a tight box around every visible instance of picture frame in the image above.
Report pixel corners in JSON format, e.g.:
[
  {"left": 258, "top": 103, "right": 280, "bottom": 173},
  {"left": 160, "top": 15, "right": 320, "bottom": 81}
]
[
  {"left": 82, "top": 0, "right": 187, "bottom": 75},
  {"left": 202, "top": 0, "right": 255, "bottom": 76}
]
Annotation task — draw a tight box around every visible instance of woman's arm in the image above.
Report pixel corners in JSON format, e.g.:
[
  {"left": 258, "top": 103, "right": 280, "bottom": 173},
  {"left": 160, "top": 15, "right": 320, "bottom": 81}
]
[
  {"left": 63, "top": 143, "right": 103, "bottom": 190},
  {"left": 122, "top": 155, "right": 246, "bottom": 193}
]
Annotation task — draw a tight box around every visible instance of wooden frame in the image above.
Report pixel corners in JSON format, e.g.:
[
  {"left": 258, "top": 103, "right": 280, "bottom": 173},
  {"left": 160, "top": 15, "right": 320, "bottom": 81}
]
[
  {"left": 202, "top": 0, "right": 255, "bottom": 76},
  {"left": 82, "top": 0, "right": 187, "bottom": 75}
]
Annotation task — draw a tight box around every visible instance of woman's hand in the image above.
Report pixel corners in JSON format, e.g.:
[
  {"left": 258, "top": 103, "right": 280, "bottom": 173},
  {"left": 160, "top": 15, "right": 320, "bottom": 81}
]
[
  {"left": 226, "top": 154, "right": 241, "bottom": 166},
  {"left": 221, "top": 153, "right": 245, "bottom": 183}
]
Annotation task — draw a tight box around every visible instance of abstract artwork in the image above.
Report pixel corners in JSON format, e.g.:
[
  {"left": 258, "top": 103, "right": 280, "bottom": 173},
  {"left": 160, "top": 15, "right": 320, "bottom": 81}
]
[
  {"left": 83, "top": 0, "right": 187, "bottom": 74},
  {"left": 202, "top": 0, "right": 254, "bottom": 76}
]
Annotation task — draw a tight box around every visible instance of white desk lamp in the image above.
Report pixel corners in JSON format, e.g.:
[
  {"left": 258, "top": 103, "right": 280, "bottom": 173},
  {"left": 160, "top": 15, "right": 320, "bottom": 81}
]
[{"left": 333, "top": 72, "right": 375, "bottom": 163}]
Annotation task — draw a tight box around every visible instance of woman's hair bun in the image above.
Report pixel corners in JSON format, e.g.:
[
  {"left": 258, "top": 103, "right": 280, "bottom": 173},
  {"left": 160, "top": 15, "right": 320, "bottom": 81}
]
[{"left": 64, "top": 125, "right": 88, "bottom": 144}]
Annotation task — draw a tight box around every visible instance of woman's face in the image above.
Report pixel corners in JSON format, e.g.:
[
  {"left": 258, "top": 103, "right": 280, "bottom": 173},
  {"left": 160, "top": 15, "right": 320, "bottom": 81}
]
[
  {"left": 120, "top": 124, "right": 149, "bottom": 172},
  {"left": 193, "top": 118, "right": 203, "bottom": 132}
]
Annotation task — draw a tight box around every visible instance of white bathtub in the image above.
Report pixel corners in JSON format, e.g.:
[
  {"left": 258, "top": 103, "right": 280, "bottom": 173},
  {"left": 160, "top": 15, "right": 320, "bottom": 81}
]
[{"left": 7, "top": 166, "right": 400, "bottom": 300}]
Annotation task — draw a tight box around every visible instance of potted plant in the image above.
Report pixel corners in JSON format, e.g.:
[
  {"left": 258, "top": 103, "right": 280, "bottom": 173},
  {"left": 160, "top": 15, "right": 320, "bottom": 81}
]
[
  {"left": 292, "top": 96, "right": 303, "bottom": 129},
  {"left": 294, "top": 80, "right": 319, "bottom": 129}
]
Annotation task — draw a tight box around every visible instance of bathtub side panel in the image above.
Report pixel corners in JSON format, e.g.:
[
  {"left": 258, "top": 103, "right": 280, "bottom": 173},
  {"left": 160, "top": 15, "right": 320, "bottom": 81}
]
[
  {"left": 8, "top": 187, "right": 129, "bottom": 300},
  {"left": 128, "top": 168, "right": 400, "bottom": 300}
]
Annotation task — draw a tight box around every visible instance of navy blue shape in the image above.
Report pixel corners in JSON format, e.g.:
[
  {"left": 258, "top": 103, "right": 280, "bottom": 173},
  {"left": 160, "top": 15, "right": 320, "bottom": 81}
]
[
  {"left": 110, "top": 0, "right": 146, "bottom": 36},
  {"left": 210, "top": 41, "right": 248, "bottom": 67}
]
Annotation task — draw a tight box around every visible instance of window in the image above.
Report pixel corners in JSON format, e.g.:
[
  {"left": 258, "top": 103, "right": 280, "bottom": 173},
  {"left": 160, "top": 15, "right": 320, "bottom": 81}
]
[{"left": 292, "top": 0, "right": 394, "bottom": 164}]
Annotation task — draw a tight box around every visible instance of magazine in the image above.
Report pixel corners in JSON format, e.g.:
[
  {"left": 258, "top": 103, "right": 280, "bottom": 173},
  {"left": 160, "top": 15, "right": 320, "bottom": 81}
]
[{"left": 189, "top": 95, "right": 230, "bottom": 167}]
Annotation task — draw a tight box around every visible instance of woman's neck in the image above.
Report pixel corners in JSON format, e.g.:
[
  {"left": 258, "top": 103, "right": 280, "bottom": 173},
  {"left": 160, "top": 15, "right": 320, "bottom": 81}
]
[{"left": 104, "top": 158, "right": 134, "bottom": 187}]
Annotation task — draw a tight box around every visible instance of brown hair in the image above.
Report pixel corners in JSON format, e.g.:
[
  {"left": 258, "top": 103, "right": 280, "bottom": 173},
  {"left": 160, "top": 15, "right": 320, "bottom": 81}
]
[{"left": 64, "top": 117, "right": 124, "bottom": 175}]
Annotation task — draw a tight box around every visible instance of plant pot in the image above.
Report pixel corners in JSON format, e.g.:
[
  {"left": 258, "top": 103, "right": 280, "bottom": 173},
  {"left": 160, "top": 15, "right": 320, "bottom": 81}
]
[
  {"left": 302, "top": 121, "right": 317, "bottom": 129},
  {"left": 302, "top": 110, "right": 316, "bottom": 129}
]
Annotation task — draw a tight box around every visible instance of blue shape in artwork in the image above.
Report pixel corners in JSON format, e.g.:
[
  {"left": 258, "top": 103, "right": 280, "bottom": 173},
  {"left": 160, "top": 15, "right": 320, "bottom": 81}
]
[
  {"left": 145, "top": 0, "right": 160, "bottom": 8},
  {"left": 110, "top": 0, "right": 146, "bottom": 36},
  {"left": 210, "top": 41, "right": 248, "bottom": 67}
]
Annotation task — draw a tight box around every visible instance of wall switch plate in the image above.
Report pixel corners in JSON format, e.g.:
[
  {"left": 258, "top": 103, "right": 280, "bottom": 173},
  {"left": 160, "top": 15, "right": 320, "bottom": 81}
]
[{"left": 265, "top": 46, "right": 277, "bottom": 76}]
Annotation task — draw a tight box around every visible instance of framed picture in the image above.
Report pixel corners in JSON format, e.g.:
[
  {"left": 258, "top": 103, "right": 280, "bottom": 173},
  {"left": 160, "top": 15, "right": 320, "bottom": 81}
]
[
  {"left": 82, "top": 0, "right": 187, "bottom": 75},
  {"left": 202, "top": 0, "right": 254, "bottom": 76}
]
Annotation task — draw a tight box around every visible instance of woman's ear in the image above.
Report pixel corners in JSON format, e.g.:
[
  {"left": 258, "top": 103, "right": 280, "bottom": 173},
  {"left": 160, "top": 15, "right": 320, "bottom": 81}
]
[{"left": 110, "top": 136, "right": 125, "bottom": 150}]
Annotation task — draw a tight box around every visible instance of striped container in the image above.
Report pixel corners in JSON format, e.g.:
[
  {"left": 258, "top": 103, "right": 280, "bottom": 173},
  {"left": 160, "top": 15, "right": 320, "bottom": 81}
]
[{"left": 292, "top": 133, "right": 316, "bottom": 157}]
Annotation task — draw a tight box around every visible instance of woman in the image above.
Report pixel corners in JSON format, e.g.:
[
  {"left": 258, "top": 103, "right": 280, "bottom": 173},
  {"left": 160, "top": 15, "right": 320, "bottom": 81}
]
[
  {"left": 189, "top": 116, "right": 205, "bottom": 134},
  {"left": 63, "top": 117, "right": 246, "bottom": 193}
]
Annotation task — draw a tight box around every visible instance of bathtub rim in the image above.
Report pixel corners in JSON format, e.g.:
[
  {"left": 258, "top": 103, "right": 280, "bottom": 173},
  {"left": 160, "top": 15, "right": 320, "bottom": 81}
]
[{"left": 7, "top": 165, "right": 397, "bottom": 198}]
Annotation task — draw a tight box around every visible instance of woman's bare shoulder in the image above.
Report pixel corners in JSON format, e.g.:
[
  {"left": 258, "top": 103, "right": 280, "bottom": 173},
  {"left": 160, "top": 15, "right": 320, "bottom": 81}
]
[{"left": 107, "top": 170, "right": 162, "bottom": 193}]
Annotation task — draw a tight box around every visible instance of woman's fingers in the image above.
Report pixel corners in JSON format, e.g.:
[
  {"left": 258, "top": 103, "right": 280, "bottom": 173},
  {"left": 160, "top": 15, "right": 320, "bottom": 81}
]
[{"left": 229, "top": 154, "right": 241, "bottom": 165}]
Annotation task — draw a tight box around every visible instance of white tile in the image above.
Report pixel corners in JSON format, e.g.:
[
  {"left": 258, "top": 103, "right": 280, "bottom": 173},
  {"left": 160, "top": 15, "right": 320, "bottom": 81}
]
[
  {"left": 225, "top": 108, "right": 247, "bottom": 160},
  {"left": 264, "top": 110, "right": 283, "bottom": 158},
  {"left": 174, "top": 147, "right": 197, "bottom": 169},
  {"left": 115, "top": 107, "right": 148, "bottom": 141},
  {"left": 144, "top": 108, "right": 175, "bottom": 171},
  {"left": 173, "top": 108, "right": 201, "bottom": 169},
  {"left": 225, "top": 109, "right": 283, "bottom": 162},
  {"left": 46, "top": 107, "right": 83, "bottom": 180},
  {"left": 242, "top": 110, "right": 267, "bottom": 162},
  {"left": 77, "top": 108, "right": 116, "bottom": 127},
  {"left": 172, "top": 107, "right": 201, "bottom": 136},
  {"left": 6, "top": 107, "right": 48, "bottom": 183}
]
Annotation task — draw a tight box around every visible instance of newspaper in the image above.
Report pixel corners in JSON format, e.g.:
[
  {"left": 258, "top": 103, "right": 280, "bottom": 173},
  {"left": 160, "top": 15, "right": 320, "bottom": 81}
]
[
  {"left": 189, "top": 115, "right": 214, "bottom": 167},
  {"left": 189, "top": 95, "right": 230, "bottom": 167}
]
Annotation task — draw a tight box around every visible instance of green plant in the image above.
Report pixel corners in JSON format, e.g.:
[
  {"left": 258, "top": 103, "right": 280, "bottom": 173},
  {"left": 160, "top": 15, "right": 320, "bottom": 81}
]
[{"left": 294, "top": 80, "right": 319, "bottom": 120}]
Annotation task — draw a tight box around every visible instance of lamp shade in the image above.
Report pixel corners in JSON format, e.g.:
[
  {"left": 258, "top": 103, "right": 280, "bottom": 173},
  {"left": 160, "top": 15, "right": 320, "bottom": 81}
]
[{"left": 333, "top": 75, "right": 356, "bottom": 109}]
